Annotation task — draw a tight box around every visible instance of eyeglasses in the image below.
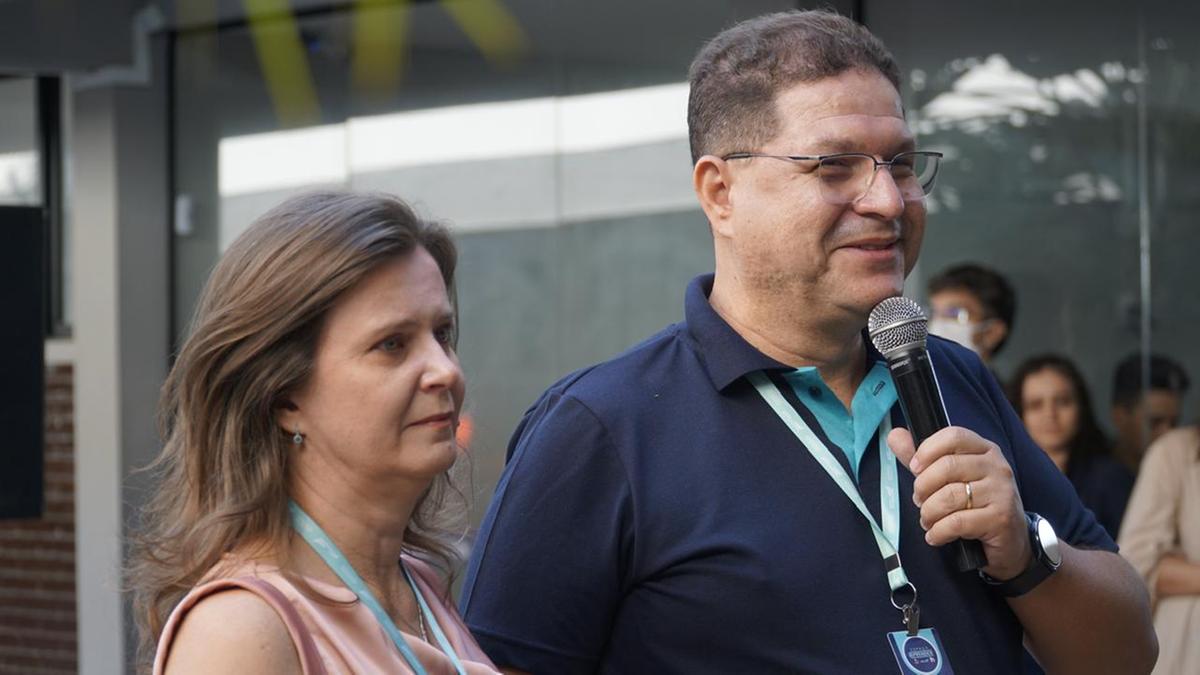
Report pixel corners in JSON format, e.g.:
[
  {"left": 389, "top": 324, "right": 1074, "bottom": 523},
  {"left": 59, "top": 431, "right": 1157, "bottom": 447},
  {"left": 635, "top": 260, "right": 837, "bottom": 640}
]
[
  {"left": 931, "top": 306, "right": 979, "bottom": 324},
  {"left": 928, "top": 305, "right": 976, "bottom": 324},
  {"left": 721, "top": 151, "right": 943, "bottom": 205},
  {"left": 927, "top": 303, "right": 995, "bottom": 327}
]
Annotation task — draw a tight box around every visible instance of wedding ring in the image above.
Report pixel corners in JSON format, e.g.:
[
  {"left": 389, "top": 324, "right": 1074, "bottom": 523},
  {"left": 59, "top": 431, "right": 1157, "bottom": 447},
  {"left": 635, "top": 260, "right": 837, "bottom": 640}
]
[{"left": 964, "top": 481, "right": 974, "bottom": 510}]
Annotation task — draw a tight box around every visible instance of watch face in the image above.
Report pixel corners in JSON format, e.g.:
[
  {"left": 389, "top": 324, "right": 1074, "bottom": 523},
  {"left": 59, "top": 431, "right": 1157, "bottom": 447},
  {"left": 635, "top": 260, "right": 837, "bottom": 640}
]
[{"left": 1036, "top": 517, "right": 1062, "bottom": 567}]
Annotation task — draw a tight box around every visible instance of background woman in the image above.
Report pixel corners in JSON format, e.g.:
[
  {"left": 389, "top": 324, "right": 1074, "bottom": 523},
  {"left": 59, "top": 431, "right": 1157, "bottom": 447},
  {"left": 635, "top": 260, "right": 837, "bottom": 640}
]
[
  {"left": 1009, "top": 354, "right": 1134, "bottom": 538},
  {"left": 1119, "top": 426, "right": 1200, "bottom": 674},
  {"left": 130, "top": 191, "right": 498, "bottom": 674}
]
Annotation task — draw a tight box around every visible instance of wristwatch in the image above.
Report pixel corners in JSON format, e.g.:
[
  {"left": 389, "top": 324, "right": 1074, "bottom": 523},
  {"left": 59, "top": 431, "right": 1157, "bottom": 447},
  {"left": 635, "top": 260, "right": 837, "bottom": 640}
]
[{"left": 980, "top": 512, "right": 1062, "bottom": 597}]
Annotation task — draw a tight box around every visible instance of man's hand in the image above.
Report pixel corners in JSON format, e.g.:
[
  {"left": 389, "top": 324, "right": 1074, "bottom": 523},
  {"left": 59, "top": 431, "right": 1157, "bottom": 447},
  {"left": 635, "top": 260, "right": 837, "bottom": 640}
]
[
  {"left": 889, "top": 425, "right": 1157, "bottom": 673},
  {"left": 888, "top": 426, "right": 1031, "bottom": 580}
]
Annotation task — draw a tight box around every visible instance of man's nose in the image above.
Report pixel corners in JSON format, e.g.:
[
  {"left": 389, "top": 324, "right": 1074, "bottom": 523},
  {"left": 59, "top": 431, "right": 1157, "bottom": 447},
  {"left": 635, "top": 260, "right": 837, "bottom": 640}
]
[{"left": 853, "top": 166, "right": 907, "bottom": 219}]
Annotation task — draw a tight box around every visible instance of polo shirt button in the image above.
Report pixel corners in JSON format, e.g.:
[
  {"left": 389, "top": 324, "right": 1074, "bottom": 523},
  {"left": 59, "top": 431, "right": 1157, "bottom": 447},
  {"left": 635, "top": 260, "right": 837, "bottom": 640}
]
[{"left": 808, "top": 387, "right": 821, "bottom": 398}]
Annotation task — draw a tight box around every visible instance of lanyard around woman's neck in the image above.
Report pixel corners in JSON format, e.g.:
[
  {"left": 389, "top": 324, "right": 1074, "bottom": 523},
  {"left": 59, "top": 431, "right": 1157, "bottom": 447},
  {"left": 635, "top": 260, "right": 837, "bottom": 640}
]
[
  {"left": 749, "top": 371, "right": 922, "bottom": 634},
  {"left": 288, "top": 501, "right": 468, "bottom": 675}
]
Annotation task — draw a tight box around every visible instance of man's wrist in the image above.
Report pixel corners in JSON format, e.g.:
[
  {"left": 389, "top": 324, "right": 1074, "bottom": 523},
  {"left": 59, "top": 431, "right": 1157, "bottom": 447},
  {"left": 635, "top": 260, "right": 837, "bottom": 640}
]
[
  {"left": 980, "top": 513, "right": 1062, "bottom": 597},
  {"left": 982, "top": 542, "right": 1033, "bottom": 582}
]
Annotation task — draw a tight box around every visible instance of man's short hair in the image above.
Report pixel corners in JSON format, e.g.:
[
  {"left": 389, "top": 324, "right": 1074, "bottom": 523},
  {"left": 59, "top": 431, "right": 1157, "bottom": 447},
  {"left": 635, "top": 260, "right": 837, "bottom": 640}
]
[
  {"left": 927, "top": 263, "right": 1017, "bottom": 354},
  {"left": 1112, "top": 353, "right": 1190, "bottom": 407},
  {"left": 687, "top": 10, "right": 901, "bottom": 164}
]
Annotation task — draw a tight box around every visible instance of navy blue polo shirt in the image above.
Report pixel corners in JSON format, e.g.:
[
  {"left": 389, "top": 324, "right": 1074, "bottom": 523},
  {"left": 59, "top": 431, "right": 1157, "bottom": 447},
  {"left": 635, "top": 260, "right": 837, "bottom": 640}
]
[{"left": 461, "top": 274, "right": 1115, "bottom": 674}]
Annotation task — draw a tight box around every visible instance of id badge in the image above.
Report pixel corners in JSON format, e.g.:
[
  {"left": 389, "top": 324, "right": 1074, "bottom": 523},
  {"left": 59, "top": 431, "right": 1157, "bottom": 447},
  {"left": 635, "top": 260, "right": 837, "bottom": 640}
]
[{"left": 887, "top": 627, "right": 954, "bottom": 675}]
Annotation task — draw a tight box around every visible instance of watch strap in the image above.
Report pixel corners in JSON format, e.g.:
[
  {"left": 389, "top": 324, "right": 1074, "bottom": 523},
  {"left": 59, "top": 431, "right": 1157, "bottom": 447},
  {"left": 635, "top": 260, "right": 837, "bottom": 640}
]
[{"left": 980, "top": 513, "right": 1058, "bottom": 597}]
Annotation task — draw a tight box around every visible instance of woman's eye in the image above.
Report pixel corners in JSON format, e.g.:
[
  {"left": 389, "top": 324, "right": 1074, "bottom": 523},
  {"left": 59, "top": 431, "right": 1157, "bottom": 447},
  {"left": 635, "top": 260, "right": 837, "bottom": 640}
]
[{"left": 378, "top": 337, "right": 403, "bottom": 352}]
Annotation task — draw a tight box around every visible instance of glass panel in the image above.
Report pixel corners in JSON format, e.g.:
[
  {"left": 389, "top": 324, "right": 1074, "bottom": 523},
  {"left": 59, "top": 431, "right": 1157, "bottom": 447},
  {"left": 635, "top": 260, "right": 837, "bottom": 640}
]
[
  {"left": 173, "top": 0, "right": 801, "bottom": 520},
  {"left": 0, "top": 77, "right": 40, "bottom": 206},
  {"left": 872, "top": 1, "right": 1145, "bottom": 421},
  {"left": 875, "top": 0, "right": 1200, "bottom": 468},
  {"left": 1143, "top": 1, "right": 1198, "bottom": 431}
]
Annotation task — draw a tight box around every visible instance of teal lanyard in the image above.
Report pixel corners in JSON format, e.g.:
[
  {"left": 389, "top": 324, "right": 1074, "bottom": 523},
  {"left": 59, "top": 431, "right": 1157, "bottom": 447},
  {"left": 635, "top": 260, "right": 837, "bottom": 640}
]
[
  {"left": 750, "top": 372, "right": 916, "bottom": 605},
  {"left": 289, "top": 501, "right": 468, "bottom": 675}
]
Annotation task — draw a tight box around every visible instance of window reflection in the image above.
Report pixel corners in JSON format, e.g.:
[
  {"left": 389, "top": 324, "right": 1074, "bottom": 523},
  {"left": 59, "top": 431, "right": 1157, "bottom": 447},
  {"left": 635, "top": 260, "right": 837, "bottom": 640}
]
[
  {"left": 174, "top": 1, "right": 802, "bottom": 525},
  {"left": 874, "top": 0, "right": 1198, "bottom": 449},
  {"left": 0, "top": 78, "right": 40, "bottom": 206},
  {"left": 216, "top": 82, "right": 692, "bottom": 246}
]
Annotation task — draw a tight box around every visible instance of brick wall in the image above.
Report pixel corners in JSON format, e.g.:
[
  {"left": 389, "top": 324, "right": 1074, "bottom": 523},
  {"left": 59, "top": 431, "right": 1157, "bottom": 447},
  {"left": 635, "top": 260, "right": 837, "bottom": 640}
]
[{"left": 0, "top": 364, "right": 77, "bottom": 674}]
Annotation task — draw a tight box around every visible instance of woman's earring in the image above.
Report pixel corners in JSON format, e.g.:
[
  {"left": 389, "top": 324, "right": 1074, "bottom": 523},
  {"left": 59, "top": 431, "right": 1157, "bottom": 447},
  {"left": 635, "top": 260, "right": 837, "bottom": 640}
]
[{"left": 292, "top": 429, "right": 304, "bottom": 446}]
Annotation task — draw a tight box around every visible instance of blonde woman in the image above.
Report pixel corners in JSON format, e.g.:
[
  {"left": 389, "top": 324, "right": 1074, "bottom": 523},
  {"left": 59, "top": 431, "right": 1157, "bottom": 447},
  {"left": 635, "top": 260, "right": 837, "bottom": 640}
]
[{"left": 131, "top": 192, "right": 499, "bottom": 674}]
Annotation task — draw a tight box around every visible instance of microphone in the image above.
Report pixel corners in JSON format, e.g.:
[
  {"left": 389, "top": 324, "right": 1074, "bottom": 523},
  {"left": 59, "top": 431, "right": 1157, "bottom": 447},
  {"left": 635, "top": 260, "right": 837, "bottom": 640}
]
[{"left": 868, "top": 296, "right": 988, "bottom": 573}]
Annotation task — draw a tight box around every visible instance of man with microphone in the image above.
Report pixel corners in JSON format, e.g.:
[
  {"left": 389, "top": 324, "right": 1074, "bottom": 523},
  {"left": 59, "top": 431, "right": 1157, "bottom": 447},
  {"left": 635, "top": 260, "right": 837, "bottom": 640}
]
[{"left": 461, "top": 10, "right": 1155, "bottom": 674}]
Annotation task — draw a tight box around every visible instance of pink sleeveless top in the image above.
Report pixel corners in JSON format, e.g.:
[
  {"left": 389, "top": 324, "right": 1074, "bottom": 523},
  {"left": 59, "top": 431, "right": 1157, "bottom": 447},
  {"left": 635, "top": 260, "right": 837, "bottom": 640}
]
[{"left": 153, "top": 555, "right": 499, "bottom": 674}]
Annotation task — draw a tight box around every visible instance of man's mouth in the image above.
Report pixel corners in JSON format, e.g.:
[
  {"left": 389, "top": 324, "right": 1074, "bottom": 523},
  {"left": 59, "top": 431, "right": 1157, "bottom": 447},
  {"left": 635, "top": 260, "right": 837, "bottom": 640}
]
[{"left": 844, "top": 238, "right": 900, "bottom": 251}]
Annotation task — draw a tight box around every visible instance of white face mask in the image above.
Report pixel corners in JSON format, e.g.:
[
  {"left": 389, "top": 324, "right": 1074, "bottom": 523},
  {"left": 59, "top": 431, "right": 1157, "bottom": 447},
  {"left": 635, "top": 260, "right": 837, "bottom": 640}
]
[{"left": 928, "top": 318, "right": 981, "bottom": 355}]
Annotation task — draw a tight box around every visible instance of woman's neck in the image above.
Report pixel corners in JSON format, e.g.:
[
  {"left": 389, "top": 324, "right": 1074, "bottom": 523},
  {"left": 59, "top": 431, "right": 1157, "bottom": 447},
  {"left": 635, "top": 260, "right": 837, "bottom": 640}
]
[{"left": 287, "top": 463, "right": 425, "bottom": 618}]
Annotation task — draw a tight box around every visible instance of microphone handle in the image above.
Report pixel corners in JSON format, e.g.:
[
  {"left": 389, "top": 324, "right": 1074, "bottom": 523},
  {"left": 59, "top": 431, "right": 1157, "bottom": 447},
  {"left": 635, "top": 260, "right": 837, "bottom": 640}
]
[{"left": 889, "top": 348, "right": 989, "bottom": 573}]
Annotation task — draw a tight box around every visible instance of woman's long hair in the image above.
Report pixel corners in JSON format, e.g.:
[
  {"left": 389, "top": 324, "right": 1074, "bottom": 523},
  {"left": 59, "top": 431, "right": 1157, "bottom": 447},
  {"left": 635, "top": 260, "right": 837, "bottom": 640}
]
[
  {"left": 129, "top": 191, "right": 466, "bottom": 665},
  {"left": 1008, "top": 354, "right": 1112, "bottom": 466}
]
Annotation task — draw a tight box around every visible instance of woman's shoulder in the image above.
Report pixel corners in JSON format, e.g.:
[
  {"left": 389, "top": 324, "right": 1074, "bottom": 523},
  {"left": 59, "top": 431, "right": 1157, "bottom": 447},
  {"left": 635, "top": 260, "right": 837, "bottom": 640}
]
[
  {"left": 1144, "top": 426, "right": 1200, "bottom": 466},
  {"left": 160, "top": 587, "right": 300, "bottom": 674},
  {"left": 154, "top": 553, "right": 341, "bottom": 674},
  {"left": 1133, "top": 427, "right": 1200, "bottom": 481}
]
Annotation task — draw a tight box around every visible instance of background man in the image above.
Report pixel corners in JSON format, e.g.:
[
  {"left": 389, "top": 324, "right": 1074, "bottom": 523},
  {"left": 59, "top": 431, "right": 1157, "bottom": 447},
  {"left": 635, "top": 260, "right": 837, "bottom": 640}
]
[
  {"left": 1111, "top": 353, "right": 1190, "bottom": 474},
  {"left": 461, "top": 11, "right": 1155, "bottom": 674},
  {"left": 927, "top": 262, "right": 1016, "bottom": 369}
]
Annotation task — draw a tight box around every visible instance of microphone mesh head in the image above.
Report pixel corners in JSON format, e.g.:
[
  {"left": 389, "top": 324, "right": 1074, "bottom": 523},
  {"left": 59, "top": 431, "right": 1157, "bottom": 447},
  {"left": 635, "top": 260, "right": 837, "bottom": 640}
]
[{"left": 868, "top": 296, "right": 929, "bottom": 356}]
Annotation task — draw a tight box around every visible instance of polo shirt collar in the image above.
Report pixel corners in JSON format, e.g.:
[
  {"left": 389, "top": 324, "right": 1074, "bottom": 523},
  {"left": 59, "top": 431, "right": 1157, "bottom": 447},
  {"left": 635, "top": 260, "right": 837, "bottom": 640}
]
[{"left": 684, "top": 273, "right": 888, "bottom": 391}]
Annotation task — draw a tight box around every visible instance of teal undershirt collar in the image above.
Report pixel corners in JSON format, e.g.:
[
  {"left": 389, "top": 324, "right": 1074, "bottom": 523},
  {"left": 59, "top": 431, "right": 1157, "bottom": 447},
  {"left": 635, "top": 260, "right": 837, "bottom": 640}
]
[{"left": 783, "top": 360, "right": 898, "bottom": 480}]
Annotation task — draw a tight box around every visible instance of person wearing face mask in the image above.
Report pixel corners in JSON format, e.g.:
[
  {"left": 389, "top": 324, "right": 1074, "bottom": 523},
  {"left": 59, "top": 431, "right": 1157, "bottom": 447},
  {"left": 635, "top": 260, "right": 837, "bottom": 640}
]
[{"left": 927, "top": 263, "right": 1016, "bottom": 370}]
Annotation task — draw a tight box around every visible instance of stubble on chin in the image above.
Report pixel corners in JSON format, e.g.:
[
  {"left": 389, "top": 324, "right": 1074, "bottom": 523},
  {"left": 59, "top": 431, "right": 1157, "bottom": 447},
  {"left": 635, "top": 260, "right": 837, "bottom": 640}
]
[{"left": 741, "top": 266, "right": 795, "bottom": 295}]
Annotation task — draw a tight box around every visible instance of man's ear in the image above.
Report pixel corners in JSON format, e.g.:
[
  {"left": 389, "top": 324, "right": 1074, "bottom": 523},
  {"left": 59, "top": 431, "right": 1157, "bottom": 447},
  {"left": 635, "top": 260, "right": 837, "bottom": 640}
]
[{"left": 693, "top": 155, "right": 735, "bottom": 239}]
